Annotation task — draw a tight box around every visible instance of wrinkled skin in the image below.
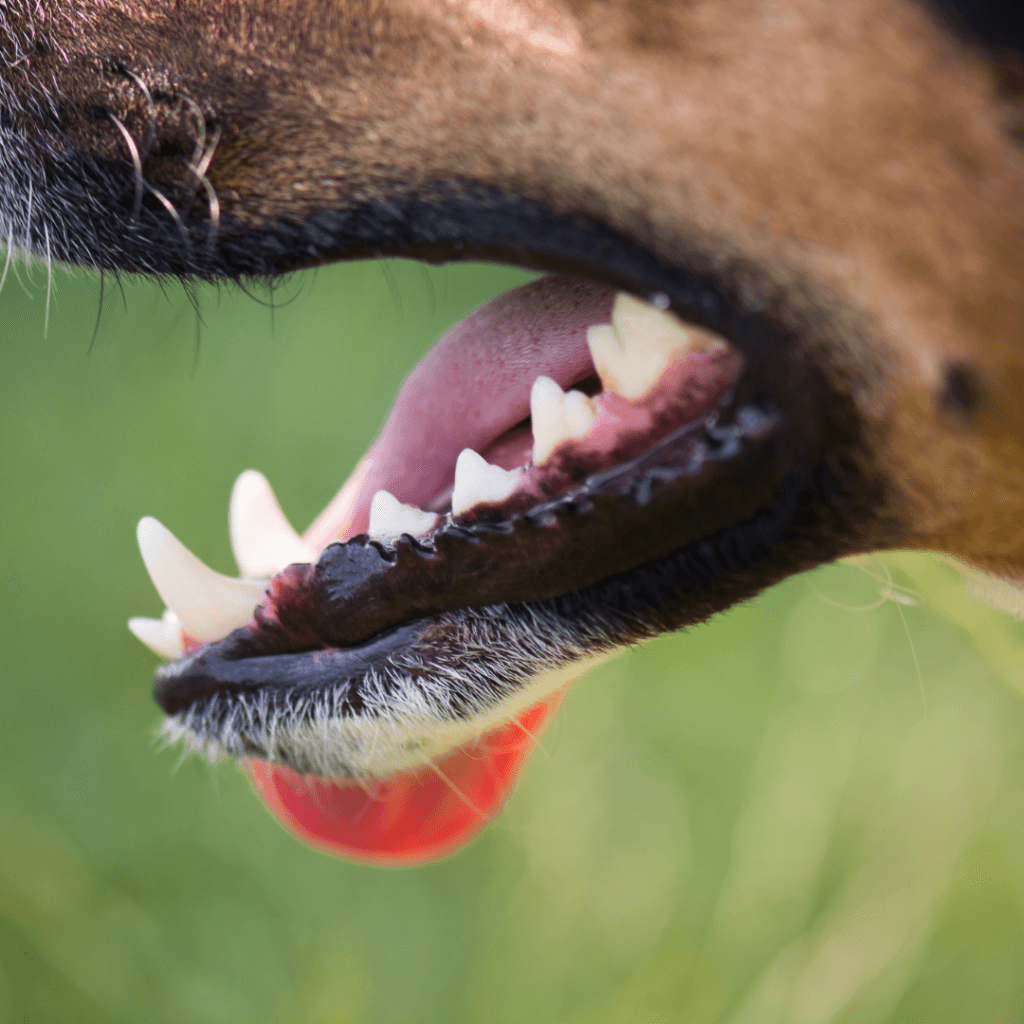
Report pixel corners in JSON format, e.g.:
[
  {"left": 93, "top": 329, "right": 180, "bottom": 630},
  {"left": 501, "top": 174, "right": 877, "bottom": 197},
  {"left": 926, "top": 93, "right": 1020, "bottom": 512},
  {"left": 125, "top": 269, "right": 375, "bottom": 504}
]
[{"left": 0, "top": 0, "right": 1021, "bottom": 856}]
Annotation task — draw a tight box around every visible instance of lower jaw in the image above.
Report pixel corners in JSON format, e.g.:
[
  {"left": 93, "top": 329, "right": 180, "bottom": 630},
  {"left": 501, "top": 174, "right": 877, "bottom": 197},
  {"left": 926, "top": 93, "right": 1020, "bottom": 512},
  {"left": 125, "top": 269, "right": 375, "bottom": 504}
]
[
  {"left": 140, "top": 273, "right": 779, "bottom": 865},
  {"left": 248, "top": 686, "right": 571, "bottom": 865}
]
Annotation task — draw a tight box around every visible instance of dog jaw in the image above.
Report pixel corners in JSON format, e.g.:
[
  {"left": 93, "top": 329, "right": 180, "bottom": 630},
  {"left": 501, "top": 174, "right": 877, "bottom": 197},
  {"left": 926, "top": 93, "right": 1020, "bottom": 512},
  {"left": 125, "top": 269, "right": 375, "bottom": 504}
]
[{"left": 1, "top": 0, "right": 1022, "bottom": 859}]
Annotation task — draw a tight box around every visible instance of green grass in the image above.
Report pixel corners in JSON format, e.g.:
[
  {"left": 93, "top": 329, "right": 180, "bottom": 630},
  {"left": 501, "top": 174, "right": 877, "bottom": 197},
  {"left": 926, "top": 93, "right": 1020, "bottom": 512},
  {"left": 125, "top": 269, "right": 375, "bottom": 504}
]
[{"left": 1, "top": 258, "right": 1024, "bottom": 1024}]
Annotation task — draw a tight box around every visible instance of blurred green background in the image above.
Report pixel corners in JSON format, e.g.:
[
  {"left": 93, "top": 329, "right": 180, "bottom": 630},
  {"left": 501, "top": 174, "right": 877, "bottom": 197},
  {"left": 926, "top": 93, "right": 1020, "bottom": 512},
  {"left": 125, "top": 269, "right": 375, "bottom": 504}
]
[{"left": 2, "top": 258, "right": 1024, "bottom": 1024}]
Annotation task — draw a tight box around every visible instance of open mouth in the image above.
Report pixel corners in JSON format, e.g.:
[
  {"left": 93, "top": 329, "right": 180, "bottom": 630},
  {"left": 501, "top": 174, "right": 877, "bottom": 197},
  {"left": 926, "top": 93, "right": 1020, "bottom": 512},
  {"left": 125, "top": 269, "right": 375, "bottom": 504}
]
[{"left": 125, "top": 199, "right": 888, "bottom": 866}]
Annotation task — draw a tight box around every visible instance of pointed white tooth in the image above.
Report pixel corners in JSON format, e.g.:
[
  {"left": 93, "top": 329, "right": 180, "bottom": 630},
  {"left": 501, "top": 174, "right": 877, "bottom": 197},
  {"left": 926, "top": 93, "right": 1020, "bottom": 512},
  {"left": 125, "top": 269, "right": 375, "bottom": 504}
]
[
  {"left": 530, "top": 375, "right": 596, "bottom": 466},
  {"left": 229, "top": 470, "right": 315, "bottom": 577},
  {"left": 529, "top": 376, "right": 565, "bottom": 465},
  {"left": 562, "top": 389, "right": 597, "bottom": 434},
  {"left": 368, "top": 489, "right": 440, "bottom": 542},
  {"left": 586, "top": 292, "right": 717, "bottom": 400},
  {"left": 128, "top": 609, "right": 185, "bottom": 660},
  {"left": 450, "top": 449, "right": 523, "bottom": 516},
  {"left": 136, "top": 517, "right": 267, "bottom": 642},
  {"left": 612, "top": 291, "right": 694, "bottom": 348}
]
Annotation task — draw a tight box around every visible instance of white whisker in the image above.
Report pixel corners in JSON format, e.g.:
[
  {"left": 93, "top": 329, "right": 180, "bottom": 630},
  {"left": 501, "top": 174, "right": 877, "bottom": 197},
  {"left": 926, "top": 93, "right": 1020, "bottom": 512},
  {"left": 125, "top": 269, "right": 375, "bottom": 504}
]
[
  {"left": 424, "top": 757, "right": 486, "bottom": 819},
  {"left": 43, "top": 220, "right": 52, "bottom": 336}
]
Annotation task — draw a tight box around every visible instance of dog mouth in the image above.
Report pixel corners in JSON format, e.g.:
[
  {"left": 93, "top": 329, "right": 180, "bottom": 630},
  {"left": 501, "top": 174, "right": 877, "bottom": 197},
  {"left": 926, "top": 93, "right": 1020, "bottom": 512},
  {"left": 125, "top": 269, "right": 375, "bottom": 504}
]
[
  {"left": 128, "top": 234, "right": 880, "bottom": 865},
  {"left": 0, "top": 14, "right": 898, "bottom": 865}
]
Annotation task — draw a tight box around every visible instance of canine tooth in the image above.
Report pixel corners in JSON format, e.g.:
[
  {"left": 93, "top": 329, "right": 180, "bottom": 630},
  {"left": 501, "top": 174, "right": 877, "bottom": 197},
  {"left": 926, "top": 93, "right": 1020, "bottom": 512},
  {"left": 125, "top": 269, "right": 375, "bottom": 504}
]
[
  {"left": 530, "top": 375, "right": 597, "bottom": 465},
  {"left": 368, "top": 489, "right": 439, "bottom": 542},
  {"left": 229, "top": 470, "right": 315, "bottom": 577},
  {"left": 127, "top": 609, "right": 184, "bottom": 661},
  {"left": 587, "top": 292, "right": 712, "bottom": 400},
  {"left": 450, "top": 449, "right": 523, "bottom": 516},
  {"left": 136, "top": 517, "right": 267, "bottom": 642}
]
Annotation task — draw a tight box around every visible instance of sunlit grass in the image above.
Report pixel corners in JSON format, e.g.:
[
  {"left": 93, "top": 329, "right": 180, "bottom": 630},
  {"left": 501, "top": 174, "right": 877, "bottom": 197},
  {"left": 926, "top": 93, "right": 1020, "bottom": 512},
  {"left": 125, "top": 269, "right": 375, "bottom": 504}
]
[{"left": 1, "top": 259, "right": 1023, "bottom": 1023}]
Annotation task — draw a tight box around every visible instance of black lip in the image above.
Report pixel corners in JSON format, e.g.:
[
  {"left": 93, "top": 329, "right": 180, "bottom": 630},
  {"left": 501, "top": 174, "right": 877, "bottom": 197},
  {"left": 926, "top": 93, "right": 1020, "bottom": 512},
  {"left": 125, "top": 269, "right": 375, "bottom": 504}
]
[
  {"left": 225, "top": 401, "right": 777, "bottom": 642},
  {"left": 154, "top": 415, "right": 877, "bottom": 720},
  {"left": 155, "top": 400, "right": 781, "bottom": 715},
  {"left": 57, "top": 169, "right": 870, "bottom": 489},
  {"left": 155, "top": 620, "right": 431, "bottom": 718},
  {"left": 18, "top": 164, "right": 852, "bottom": 393},
  {"left": 17, "top": 157, "right": 873, "bottom": 444}
]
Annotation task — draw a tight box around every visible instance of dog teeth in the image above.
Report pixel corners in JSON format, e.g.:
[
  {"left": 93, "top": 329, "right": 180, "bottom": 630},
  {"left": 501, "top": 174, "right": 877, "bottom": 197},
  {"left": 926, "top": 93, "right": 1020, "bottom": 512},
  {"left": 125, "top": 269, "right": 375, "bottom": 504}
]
[
  {"left": 587, "top": 292, "right": 716, "bottom": 400},
  {"left": 136, "top": 516, "right": 267, "bottom": 642},
  {"left": 127, "top": 609, "right": 184, "bottom": 661},
  {"left": 530, "top": 375, "right": 597, "bottom": 466},
  {"left": 450, "top": 449, "right": 523, "bottom": 516},
  {"left": 229, "top": 469, "right": 315, "bottom": 577},
  {"left": 368, "top": 489, "right": 440, "bottom": 542}
]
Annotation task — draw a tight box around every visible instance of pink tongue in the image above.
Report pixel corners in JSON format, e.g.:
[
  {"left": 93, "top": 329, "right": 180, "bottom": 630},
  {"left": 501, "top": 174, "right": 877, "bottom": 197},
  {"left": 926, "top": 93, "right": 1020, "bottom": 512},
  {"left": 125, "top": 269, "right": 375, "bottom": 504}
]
[
  {"left": 252, "top": 275, "right": 613, "bottom": 864},
  {"left": 307, "top": 275, "right": 613, "bottom": 545}
]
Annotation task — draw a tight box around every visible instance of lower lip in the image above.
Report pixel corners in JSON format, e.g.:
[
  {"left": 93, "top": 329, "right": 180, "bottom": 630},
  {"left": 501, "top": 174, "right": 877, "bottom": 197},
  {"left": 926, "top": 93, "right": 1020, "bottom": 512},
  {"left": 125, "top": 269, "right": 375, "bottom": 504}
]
[{"left": 247, "top": 686, "right": 570, "bottom": 865}]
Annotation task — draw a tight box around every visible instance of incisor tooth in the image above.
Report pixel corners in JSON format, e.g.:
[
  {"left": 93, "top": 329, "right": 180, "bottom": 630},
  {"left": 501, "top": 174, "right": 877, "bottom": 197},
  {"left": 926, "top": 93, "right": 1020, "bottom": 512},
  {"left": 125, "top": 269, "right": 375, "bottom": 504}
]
[
  {"left": 136, "top": 516, "right": 267, "bottom": 642},
  {"left": 229, "top": 470, "right": 315, "bottom": 577},
  {"left": 587, "top": 292, "right": 713, "bottom": 400},
  {"left": 127, "top": 609, "right": 184, "bottom": 661},
  {"left": 368, "top": 489, "right": 439, "bottom": 542},
  {"left": 451, "top": 449, "right": 523, "bottom": 516},
  {"left": 530, "top": 375, "right": 597, "bottom": 466}
]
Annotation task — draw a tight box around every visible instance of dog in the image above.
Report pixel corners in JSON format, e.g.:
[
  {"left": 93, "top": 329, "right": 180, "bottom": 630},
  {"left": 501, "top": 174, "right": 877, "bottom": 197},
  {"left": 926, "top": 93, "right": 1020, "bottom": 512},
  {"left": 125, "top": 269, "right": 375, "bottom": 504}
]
[{"left": 0, "top": 0, "right": 1021, "bottom": 864}]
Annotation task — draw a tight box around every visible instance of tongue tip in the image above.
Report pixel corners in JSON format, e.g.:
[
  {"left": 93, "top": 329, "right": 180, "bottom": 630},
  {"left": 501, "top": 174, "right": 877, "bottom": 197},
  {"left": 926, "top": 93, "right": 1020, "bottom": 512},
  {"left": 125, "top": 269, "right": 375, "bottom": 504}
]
[
  {"left": 247, "top": 689, "right": 569, "bottom": 866},
  {"left": 248, "top": 761, "right": 470, "bottom": 867}
]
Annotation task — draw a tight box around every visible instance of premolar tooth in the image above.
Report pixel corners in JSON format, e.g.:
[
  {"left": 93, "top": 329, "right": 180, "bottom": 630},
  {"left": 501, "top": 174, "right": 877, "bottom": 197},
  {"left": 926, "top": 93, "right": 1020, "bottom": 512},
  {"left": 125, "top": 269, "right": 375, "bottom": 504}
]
[
  {"left": 136, "top": 516, "right": 267, "bottom": 643},
  {"left": 587, "top": 292, "right": 712, "bottom": 400},
  {"left": 368, "top": 490, "right": 439, "bottom": 542},
  {"left": 530, "top": 375, "right": 597, "bottom": 466},
  {"left": 450, "top": 449, "right": 523, "bottom": 516},
  {"left": 127, "top": 609, "right": 184, "bottom": 661},
  {"left": 229, "top": 470, "right": 316, "bottom": 577}
]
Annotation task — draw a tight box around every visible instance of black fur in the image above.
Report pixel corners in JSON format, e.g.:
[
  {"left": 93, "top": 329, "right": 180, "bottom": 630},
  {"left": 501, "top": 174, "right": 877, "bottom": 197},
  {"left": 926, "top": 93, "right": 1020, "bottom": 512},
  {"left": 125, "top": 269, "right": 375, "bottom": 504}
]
[{"left": 922, "top": 0, "right": 1024, "bottom": 54}]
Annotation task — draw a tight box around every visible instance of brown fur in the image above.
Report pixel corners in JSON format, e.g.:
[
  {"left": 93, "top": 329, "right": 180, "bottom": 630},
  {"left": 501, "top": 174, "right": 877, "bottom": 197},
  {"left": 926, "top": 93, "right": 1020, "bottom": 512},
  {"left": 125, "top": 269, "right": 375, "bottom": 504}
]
[{"left": 3, "top": 0, "right": 1023, "bottom": 576}]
